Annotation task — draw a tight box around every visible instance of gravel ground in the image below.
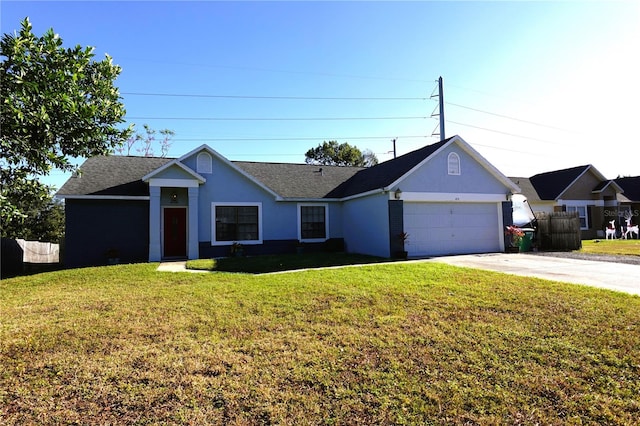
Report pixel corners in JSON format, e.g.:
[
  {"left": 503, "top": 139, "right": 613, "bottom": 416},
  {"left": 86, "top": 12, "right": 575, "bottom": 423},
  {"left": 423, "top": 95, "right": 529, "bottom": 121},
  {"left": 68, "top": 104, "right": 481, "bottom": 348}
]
[{"left": 532, "top": 251, "right": 640, "bottom": 266}]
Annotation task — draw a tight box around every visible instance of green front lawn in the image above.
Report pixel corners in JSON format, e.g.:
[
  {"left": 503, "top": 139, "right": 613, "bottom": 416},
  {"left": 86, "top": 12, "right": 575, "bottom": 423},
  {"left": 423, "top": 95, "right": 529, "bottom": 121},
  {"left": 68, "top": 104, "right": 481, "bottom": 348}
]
[
  {"left": 2, "top": 263, "right": 639, "bottom": 424},
  {"left": 581, "top": 239, "right": 640, "bottom": 256},
  {"left": 186, "top": 252, "right": 387, "bottom": 274}
]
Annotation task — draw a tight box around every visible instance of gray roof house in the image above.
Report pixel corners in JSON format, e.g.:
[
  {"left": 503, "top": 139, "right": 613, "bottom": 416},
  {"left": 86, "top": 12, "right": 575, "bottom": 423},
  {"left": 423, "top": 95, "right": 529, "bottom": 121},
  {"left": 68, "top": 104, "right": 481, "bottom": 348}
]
[
  {"left": 510, "top": 164, "right": 625, "bottom": 239},
  {"left": 57, "top": 135, "right": 521, "bottom": 267}
]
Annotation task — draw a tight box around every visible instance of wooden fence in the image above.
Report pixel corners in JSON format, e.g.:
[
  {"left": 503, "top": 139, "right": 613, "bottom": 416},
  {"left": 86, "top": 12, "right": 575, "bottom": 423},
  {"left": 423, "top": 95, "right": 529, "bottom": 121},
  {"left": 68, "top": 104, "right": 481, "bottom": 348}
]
[
  {"left": 534, "top": 212, "right": 582, "bottom": 251},
  {"left": 1, "top": 238, "right": 60, "bottom": 278}
]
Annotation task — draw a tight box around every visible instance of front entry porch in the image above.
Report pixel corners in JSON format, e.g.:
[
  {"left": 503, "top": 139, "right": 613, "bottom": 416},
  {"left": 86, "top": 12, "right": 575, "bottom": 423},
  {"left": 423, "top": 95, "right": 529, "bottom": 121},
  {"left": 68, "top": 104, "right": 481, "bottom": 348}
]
[{"left": 148, "top": 184, "right": 201, "bottom": 262}]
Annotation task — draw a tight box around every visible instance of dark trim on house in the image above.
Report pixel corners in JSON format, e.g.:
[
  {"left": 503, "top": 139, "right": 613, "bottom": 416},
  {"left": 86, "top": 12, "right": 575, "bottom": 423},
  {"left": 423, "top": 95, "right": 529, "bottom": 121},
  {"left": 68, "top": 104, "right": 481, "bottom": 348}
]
[
  {"left": 64, "top": 199, "right": 149, "bottom": 268},
  {"left": 502, "top": 201, "right": 514, "bottom": 249},
  {"left": 388, "top": 200, "right": 404, "bottom": 257}
]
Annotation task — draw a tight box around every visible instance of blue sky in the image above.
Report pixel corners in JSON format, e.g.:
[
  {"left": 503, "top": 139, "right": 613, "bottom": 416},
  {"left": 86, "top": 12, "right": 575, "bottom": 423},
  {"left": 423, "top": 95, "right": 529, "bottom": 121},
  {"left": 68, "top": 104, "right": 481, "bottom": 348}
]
[{"left": 2, "top": 1, "right": 639, "bottom": 191}]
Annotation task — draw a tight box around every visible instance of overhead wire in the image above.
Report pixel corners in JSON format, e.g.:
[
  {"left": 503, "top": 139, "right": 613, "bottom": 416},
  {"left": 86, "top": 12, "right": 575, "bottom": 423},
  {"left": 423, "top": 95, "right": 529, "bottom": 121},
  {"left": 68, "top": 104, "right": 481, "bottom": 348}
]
[
  {"left": 446, "top": 101, "right": 578, "bottom": 133},
  {"left": 122, "top": 92, "right": 428, "bottom": 101},
  {"left": 171, "top": 135, "right": 431, "bottom": 142},
  {"left": 121, "top": 83, "right": 580, "bottom": 156},
  {"left": 119, "top": 57, "right": 434, "bottom": 83},
  {"left": 126, "top": 116, "right": 428, "bottom": 121},
  {"left": 446, "top": 120, "right": 559, "bottom": 145}
]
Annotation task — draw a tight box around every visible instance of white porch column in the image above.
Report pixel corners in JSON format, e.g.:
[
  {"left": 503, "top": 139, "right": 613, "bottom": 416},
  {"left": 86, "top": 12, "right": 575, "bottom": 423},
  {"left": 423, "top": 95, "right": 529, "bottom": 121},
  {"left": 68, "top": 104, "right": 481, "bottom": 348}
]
[
  {"left": 188, "top": 186, "right": 199, "bottom": 259},
  {"left": 149, "top": 186, "right": 162, "bottom": 261}
]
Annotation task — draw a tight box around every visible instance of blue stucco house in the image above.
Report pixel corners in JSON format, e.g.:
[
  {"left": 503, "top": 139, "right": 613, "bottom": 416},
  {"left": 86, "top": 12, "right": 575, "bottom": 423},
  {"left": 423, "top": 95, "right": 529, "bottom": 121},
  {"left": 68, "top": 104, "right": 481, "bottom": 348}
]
[{"left": 57, "top": 135, "right": 521, "bottom": 267}]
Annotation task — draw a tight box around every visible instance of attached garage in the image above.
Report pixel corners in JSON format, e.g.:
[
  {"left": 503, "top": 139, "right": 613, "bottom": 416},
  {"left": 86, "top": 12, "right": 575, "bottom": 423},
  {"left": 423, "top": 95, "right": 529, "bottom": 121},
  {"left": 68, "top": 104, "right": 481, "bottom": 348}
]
[{"left": 404, "top": 202, "right": 503, "bottom": 257}]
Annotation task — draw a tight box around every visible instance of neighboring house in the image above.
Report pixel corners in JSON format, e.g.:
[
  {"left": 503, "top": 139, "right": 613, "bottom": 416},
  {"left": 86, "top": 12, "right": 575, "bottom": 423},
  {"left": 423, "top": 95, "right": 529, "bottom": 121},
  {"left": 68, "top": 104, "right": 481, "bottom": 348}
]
[
  {"left": 57, "top": 135, "right": 521, "bottom": 267},
  {"left": 510, "top": 165, "right": 624, "bottom": 239},
  {"left": 615, "top": 176, "right": 640, "bottom": 224}
]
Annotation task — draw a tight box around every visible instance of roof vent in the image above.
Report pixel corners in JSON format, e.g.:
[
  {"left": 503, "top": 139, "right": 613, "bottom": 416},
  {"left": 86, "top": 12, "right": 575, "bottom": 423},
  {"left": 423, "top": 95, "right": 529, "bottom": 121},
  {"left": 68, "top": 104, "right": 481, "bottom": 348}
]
[{"left": 319, "top": 167, "right": 324, "bottom": 176}]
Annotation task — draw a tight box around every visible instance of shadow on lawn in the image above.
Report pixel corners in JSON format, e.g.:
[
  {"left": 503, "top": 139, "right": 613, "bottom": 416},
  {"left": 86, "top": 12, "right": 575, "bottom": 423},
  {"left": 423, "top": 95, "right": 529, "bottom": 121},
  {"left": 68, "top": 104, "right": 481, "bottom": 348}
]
[{"left": 187, "top": 252, "right": 391, "bottom": 274}]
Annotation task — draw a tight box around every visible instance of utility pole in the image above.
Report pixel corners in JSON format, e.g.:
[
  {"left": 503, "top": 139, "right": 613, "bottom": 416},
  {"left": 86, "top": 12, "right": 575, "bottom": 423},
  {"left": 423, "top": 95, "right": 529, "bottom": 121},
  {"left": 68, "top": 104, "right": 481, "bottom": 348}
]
[
  {"left": 392, "top": 138, "right": 397, "bottom": 159},
  {"left": 438, "top": 76, "right": 445, "bottom": 141},
  {"left": 430, "top": 76, "right": 445, "bottom": 141}
]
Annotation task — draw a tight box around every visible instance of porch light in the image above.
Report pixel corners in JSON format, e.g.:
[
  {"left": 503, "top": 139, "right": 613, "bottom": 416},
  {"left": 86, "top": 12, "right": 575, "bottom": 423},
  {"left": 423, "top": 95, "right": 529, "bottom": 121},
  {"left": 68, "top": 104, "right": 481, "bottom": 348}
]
[
  {"left": 170, "top": 192, "right": 178, "bottom": 203},
  {"left": 394, "top": 188, "right": 402, "bottom": 200}
]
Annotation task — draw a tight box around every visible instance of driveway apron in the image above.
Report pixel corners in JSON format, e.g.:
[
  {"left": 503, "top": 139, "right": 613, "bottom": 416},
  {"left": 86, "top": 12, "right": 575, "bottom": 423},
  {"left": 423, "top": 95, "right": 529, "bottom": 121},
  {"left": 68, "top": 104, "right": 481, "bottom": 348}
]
[{"left": 425, "top": 253, "right": 640, "bottom": 296}]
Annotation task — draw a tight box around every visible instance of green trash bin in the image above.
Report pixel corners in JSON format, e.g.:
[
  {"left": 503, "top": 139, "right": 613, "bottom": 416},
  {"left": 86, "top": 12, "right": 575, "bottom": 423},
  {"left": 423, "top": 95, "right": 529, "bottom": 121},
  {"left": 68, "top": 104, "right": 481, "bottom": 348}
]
[{"left": 519, "top": 233, "right": 532, "bottom": 252}]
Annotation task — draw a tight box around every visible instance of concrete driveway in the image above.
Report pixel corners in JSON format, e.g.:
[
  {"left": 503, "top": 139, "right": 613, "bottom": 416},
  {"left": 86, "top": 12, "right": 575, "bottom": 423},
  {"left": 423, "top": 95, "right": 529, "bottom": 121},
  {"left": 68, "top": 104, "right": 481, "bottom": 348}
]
[{"left": 425, "top": 253, "right": 640, "bottom": 296}]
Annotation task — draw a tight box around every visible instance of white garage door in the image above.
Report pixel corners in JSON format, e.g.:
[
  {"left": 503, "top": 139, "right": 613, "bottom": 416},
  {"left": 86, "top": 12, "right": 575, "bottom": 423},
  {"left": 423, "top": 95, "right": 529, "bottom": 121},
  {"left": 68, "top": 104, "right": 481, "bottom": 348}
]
[{"left": 404, "top": 202, "right": 501, "bottom": 256}]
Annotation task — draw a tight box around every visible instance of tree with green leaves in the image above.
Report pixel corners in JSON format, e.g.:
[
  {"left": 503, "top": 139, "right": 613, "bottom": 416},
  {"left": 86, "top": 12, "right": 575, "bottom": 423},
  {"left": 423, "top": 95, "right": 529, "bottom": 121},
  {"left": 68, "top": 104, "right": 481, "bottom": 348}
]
[
  {"left": 1, "top": 182, "right": 65, "bottom": 243},
  {"left": 0, "top": 18, "right": 131, "bottom": 236},
  {"left": 304, "top": 141, "right": 378, "bottom": 167}
]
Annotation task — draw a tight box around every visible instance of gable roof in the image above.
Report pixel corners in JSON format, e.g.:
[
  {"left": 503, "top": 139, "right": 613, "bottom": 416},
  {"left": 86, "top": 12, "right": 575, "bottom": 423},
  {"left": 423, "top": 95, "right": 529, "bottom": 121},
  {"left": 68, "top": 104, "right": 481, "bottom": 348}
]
[
  {"left": 616, "top": 176, "right": 640, "bottom": 202},
  {"left": 56, "top": 136, "right": 519, "bottom": 200},
  {"left": 528, "top": 165, "right": 591, "bottom": 200},
  {"left": 591, "top": 179, "right": 623, "bottom": 194},
  {"left": 513, "top": 164, "right": 623, "bottom": 202},
  {"left": 57, "top": 156, "right": 172, "bottom": 197},
  {"left": 174, "top": 144, "right": 284, "bottom": 199},
  {"left": 141, "top": 159, "right": 206, "bottom": 183},
  {"left": 331, "top": 138, "right": 452, "bottom": 198}
]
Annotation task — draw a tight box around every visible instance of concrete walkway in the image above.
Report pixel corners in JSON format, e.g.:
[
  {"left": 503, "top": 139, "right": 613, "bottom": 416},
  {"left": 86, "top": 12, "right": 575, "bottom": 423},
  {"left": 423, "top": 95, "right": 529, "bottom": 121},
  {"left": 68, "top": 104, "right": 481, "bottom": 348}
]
[
  {"left": 157, "top": 261, "right": 207, "bottom": 273},
  {"left": 158, "top": 254, "right": 640, "bottom": 295},
  {"left": 424, "top": 253, "right": 640, "bottom": 296}
]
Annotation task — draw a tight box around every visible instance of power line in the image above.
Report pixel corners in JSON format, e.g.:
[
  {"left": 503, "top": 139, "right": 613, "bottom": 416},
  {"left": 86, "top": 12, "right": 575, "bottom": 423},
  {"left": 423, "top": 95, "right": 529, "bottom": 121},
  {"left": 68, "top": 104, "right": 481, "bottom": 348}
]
[
  {"left": 446, "top": 120, "right": 560, "bottom": 145},
  {"left": 126, "top": 116, "right": 428, "bottom": 121},
  {"left": 122, "top": 92, "right": 428, "bottom": 101},
  {"left": 446, "top": 101, "right": 578, "bottom": 133},
  {"left": 446, "top": 82, "right": 541, "bottom": 106},
  {"left": 120, "top": 57, "right": 433, "bottom": 83},
  {"left": 471, "top": 142, "right": 550, "bottom": 157},
  {"left": 171, "top": 135, "right": 430, "bottom": 142}
]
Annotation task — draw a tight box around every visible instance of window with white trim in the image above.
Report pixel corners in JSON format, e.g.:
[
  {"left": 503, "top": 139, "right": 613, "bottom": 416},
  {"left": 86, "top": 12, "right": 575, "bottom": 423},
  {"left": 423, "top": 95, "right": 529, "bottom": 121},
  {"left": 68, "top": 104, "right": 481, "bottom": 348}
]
[
  {"left": 298, "top": 204, "right": 328, "bottom": 241},
  {"left": 567, "top": 205, "right": 588, "bottom": 229},
  {"left": 447, "top": 152, "right": 460, "bottom": 175},
  {"left": 197, "top": 152, "right": 212, "bottom": 174},
  {"left": 212, "top": 203, "right": 262, "bottom": 244}
]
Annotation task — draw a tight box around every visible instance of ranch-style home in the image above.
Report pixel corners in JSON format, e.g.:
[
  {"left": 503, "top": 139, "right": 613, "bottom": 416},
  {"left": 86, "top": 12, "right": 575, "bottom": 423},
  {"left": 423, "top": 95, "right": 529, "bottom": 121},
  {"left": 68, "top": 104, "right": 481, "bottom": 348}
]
[
  {"left": 509, "top": 165, "right": 626, "bottom": 240},
  {"left": 57, "top": 135, "right": 522, "bottom": 268}
]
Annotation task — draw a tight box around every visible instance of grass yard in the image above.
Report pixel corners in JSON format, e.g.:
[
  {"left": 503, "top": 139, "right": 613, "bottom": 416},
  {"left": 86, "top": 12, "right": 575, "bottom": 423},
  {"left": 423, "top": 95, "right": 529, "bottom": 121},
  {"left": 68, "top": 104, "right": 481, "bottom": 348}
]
[
  {"left": 186, "top": 252, "right": 388, "bottom": 274},
  {"left": 581, "top": 239, "right": 640, "bottom": 256},
  {"left": 2, "top": 262, "right": 640, "bottom": 424}
]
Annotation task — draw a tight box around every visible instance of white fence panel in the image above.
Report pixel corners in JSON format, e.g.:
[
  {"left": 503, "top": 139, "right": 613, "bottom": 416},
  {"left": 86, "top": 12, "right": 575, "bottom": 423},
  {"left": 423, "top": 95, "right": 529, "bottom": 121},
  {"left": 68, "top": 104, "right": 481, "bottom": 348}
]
[{"left": 16, "top": 239, "right": 60, "bottom": 263}]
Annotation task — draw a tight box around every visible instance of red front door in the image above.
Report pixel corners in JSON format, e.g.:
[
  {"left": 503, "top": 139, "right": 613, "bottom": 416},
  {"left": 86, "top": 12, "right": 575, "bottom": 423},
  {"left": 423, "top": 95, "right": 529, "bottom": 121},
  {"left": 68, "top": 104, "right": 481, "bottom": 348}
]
[{"left": 164, "top": 208, "right": 187, "bottom": 258}]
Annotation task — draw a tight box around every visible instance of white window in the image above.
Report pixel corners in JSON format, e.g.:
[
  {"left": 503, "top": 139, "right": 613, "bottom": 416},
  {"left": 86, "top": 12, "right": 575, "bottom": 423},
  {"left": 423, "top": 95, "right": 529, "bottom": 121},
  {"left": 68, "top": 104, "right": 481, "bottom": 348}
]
[
  {"left": 197, "top": 152, "right": 212, "bottom": 174},
  {"left": 211, "top": 202, "right": 262, "bottom": 245},
  {"left": 567, "top": 205, "right": 588, "bottom": 229},
  {"left": 298, "top": 204, "right": 329, "bottom": 242},
  {"left": 447, "top": 152, "right": 460, "bottom": 175}
]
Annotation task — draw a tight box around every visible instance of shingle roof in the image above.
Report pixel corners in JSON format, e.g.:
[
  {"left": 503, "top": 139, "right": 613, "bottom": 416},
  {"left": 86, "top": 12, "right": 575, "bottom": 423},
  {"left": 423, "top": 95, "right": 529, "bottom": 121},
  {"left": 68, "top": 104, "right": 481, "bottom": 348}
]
[
  {"left": 56, "top": 137, "right": 456, "bottom": 199},
  {"left": 528, "top": 165, "right": 590, "bottom": 200},
  {"left": 56, "top": 156, "right": 173, "bottom": 196},
  {"left": 508, "top": 177, "right": 542, "bottom": 202},
  {"left": 233, "top": 161, "right": 363, "bottom": 198},
  {"left": 616, "top": 176, "right": 640, "bottom": 202}
]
